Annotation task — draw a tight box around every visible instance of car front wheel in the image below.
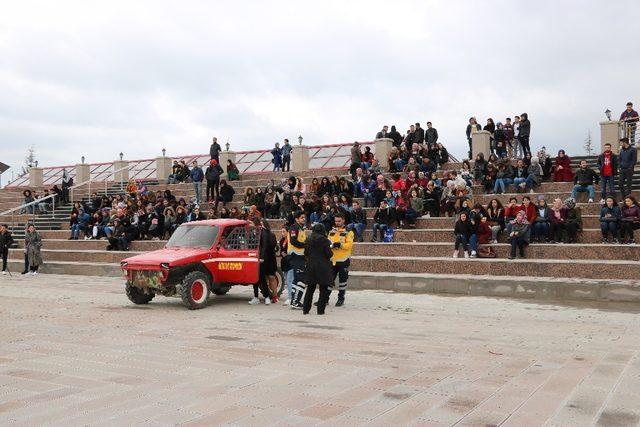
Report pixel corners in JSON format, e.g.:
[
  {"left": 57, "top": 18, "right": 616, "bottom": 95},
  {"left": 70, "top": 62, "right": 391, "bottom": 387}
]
[
  {"left": 126, "top": 282, "right": 155, "bottom": 305},
  {"left": 179, "top": 271, "right": 211, "bottom": 310}
]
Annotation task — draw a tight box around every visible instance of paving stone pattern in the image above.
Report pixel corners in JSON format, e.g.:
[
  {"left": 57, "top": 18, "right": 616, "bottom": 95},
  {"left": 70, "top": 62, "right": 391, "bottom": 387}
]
[{"left": 1, "top": 274, "right": 640, "bottom": 426}]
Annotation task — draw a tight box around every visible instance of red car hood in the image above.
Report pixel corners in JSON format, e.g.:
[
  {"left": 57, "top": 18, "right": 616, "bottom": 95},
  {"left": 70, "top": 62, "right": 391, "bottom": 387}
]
[{"left": 122, "top": 247, "right": 211, "bottom": 268}]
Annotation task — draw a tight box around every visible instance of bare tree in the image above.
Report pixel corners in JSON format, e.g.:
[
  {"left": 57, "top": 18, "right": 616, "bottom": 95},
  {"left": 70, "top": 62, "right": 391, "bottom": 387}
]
[
  {"left": 584, "top": 129, "right": 593, "bottom": 156},
  {"left": 25, "top": 146, "right": 37, "bottom": 168}
]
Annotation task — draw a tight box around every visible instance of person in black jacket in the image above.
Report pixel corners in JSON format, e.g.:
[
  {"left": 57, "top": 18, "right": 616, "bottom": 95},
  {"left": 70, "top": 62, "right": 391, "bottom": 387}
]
[
  {"left": 209, "top": 137, "right": 222, "bottom": 162},
  {"left": 453, "top": 212, "right": 474, "bottom": 258},
  {"left": 571, "top": 160, "right": 599, "bottom": 203},
  {"left": 414, "top": 123, "right": 425, "bottom": 145},
  {"left": 388, "top": 125, "right": 403, "bottom": 148},
  {"left": 371, "top": 200, "right": 395, "bottom": 242},
  {"left": 466, "top": 117, "right": 481, "bottom": 159},
  {"left": 0, "top": 224, "right": 14, "bottom": 274},
  {"left": 249, "top": 219, "right": 277, "bottom": 305},
  {"left": 205, "top": 159, "right": 224, "bottom": 204},
  {"left": 302, "top": 223, "right": 333, "bottom": 315},
  {"left": 518, "top": 113, "right": 531, "bottom": 157},
  {"left": 217, "top": 180, "right": 235, "bottom": 206}
]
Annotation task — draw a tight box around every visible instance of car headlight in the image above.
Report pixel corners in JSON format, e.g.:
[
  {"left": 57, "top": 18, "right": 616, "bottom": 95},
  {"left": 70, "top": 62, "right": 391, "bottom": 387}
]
[{"left": 160, "top": 263, "right": 170, "bottom": 269}]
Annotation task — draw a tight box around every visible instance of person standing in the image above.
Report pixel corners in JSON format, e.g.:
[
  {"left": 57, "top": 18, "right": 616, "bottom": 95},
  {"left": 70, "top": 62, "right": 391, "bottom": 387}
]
[
  {"left": 620, "top": 102, "right": 639, "bottom": 144},
  {"left": 518, "top": 113, "right": 531, "bottom": 157},
  {"left": 24, "top": 224, "right": 42, "bottom": 276},
  {"left": 466, "top": 117, "right": 481, "bottom": 159},
  {"left": 425, "top": 122, "right": 438, "bottom": 146},
  {"left": 281, "top": 139, "right": 292, "bottom": 172},
  {"left": 327, "top": 213, "right": 354, "bottom": 307},
  {"left": 302, "top": 223, "right": 333, "bottom": 315},
  {"left": 414, "top": 123, "right": 425, "bottom": 146},
  {"left": 388, "top": 125, "right": 403, "bottom": 148},
  {"left": 190, "top": 160, "right": 204, "bottom": 204},
  {"left": 61, "top": 169, "right": 73, "bottom": 204},
  {"left": 350, "top": 141, "right": 362, "bottom": 177},
  {"left": 209, "top": 137, "right": 222, "bottom": 162},
  {"left": 598, "top": 143, "right": 618, "bottom": 202},
  {"left": 0, "top": 224, "right": 14, "bottom": 275},
  {"left": 205, "top": 159, "right": 223, "bottom": 204},
  {"left": 375, "top": 125, "right": 389, "bottom": 139},
  {"left": 249, "top": 219, "right": 276, "bottom": 305},
  {"left": 287, "top": 211, "right": 307, "bottom": 309},
  {"left": 619, "top": 138, "right": 637, "bottom": 197}
]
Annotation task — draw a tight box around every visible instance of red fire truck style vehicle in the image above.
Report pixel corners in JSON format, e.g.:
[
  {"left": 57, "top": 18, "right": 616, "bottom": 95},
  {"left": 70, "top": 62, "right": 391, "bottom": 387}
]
[{"left": 120, "top": 219, "right": 283, "bottom": 309}]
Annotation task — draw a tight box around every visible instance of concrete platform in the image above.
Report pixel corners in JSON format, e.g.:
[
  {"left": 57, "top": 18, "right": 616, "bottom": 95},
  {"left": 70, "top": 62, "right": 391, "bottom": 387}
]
[{"left": 0, "top": 274, "right": 639, "bottom": 426}]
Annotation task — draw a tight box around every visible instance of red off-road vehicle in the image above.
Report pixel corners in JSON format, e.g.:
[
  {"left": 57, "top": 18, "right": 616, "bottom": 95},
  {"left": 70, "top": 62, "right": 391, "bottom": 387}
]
[{"left": 120, "top": 219, "right": 283, "bottom": 309}]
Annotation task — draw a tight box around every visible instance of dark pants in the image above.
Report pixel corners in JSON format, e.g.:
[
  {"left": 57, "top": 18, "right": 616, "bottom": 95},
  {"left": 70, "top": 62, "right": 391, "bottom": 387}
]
[
  {"left": 519, "top": 135, "right": 531, "bottom": 157},
  {"left": 326, "top": 260, "right": 350, "bottom": 304},
  {"left": 533, "top": 221, "right": 550, "bottom": 240},
  {"left": 566, "top": 223, "right": 579, "bottom": 241},
  {"left": 620, "top": 221, "right": 636, "bottom": 241},
  {"left": 303, "top": 282, "right": 330, "bottom": 314},
  {"left": 289, "top": 255, "right": 306, "bottom": 305},
  {"left": 550, "top": 222, "right": 565, "bottom": 242},
  {"left": 510, "top": 237, "right": 526, "bottom": 257},
  {"left": 619, "top": 169, "right": 634, "bottom": 197},
  {"left": 282, "top": 155, "right": 291, "bottom": 172},
  {"left": 206, "top": 179, "right": 220, "bottom": 202},
  {"left": 601, "top": 175, "right": 616, "bottom": 200},
  {"left": 1, "top": 248, "right": 7, "bottom": 272},
  {"left": 23, "top": 253, "right": 29, "bottom": 273},
  {"left": 600, "top": 221, "right": 618, "bottom": 239}
]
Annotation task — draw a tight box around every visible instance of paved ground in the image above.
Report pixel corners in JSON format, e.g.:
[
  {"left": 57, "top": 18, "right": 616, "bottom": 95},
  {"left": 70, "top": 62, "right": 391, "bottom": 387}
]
[{"left": 1, "top": 275, "right": 640, "bottom": 427}]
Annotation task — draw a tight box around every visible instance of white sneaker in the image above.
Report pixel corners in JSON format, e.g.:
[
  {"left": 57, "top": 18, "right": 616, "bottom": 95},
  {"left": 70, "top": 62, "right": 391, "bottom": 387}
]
[
  {"left": 471, "top": 250, "right": 477, "bottom": 258},
  {"left": 282, "top": 299, "right": 291, "bottom": 306},
  {"left": 452, "top": 250, "right": 459, "bottom": 258},
  {"left": 519, "top": 183, "right": 526, "bottom": 189},
  {"left": 464, "top": 251, "right": 470, "bottom": 258},
  {"left": 529, "top": 189, "right": 535, "bottom": 194},
  {"left": 265, "top": 297, "right": 271, "bottom": 305},
  {"left": 588, "top": 199, "right": 594, "bottom": 203},
  {"left": 1, "top": 271, "right": 6, "bottom": 275},
  {"left": 248, "top": 297, "right": 260, "bottom": 305},
  {"left": 491, "top": 239, "right": 498, "bottom": 244},
  {"left": 31, "top": 271, "right": 38, "bottom": 276},
  {"left": 600, "top": 199, "right": 605, "bottom": 204}
]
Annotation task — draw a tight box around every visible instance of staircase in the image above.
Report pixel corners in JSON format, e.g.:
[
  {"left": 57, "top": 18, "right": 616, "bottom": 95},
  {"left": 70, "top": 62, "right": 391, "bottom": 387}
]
[{"left": 3, "top": 161, "right": 640, "bottom": 302}]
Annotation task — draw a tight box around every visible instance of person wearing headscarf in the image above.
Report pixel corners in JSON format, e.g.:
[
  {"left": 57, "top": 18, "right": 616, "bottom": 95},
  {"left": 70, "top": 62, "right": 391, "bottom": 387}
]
[
  {"left": 302, "top": 223, "right": 333, "bottom": 315},
  {"left": 564, "top": 197, "right": 582, "bottom": 243},
  {"left": 24, "top": 223, "right": 43, "bottom": 275},
  {"left": 508, "top": 211, "right": 529, "bottom": 259},
  {"left": 553, "top": 150, "right": 574, "bottom": 182},
  {"left": 549, "top": 198, "right": 568, "bottom": 243}
]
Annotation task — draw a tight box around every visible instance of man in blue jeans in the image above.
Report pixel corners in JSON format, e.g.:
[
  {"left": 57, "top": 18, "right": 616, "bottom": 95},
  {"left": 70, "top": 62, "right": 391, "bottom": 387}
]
[
  {"left": 571, "top": 160, "right": 598, "bottom": 203},
  {"left": 371, "top": 200, "right": 394, "bottom": 242},
  {"left": 597, "top": 143, "right": 617, "bottom": 202},
  {"left": 347, "top": 201, "right": 366, "bottom": 242},
  {"left": 190, "top": 160, "right": 204, "bottom": 204}
]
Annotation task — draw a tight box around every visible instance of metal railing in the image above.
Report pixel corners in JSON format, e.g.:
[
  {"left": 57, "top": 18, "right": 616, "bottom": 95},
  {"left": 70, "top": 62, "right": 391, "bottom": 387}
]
[
  {"left": 0, "top": 193, "right": 58, "bottom": 232},
  {"left": 70, "top": 164, "right": 131, "bottom": 203},
  {"left": 620, "top": 120, "right": 638, "bottom": 145}
]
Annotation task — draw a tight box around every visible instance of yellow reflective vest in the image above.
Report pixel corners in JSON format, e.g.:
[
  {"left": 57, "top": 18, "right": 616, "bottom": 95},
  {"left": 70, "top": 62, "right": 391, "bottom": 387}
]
[{"left": 328, "top": 226, "right": 354, "bottom": 264}]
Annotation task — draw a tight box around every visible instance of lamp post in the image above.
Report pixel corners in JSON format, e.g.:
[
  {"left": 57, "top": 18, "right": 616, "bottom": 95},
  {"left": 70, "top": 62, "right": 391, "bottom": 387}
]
[
  {"left": 162, "top": 148, "right": 166, "bottom": 157},
  {"left": 298, "top": 135, "right": 303, "bottom": 146},
  {"left": 605, "top": 109, "right": 612, "bottom": 121},
  {"left": 81, "top": 156, "right": 85, "bottom": 164},
  {"left": 119, "top": 152, "right": 124, "bottom": 161}
]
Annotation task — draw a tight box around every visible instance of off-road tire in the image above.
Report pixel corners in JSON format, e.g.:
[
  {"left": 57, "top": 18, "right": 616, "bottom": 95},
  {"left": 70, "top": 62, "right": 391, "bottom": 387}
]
[
  {"left": 179, "top": 271, "right": 211, "bottom": 310},
  {"left": 212, "top": 287, "right": 230, "bottom": 296},
  {"left": 126, "top": 282, "right": 155, "bottom": 305}
]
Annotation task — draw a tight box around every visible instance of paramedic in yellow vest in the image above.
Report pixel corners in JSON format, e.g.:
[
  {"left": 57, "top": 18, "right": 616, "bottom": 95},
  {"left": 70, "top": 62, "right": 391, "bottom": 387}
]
[
  {"left": 328, "top": 212, "right": 354, "bottom": 306},
  {"left": 287, "top": 211, "right": 307, "bottom": 309}
]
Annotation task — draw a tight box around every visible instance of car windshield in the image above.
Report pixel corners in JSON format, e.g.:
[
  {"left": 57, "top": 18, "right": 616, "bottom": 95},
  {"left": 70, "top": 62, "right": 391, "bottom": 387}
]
[{"left": 166, "top": 224, "right": 219, "bottom": 249}]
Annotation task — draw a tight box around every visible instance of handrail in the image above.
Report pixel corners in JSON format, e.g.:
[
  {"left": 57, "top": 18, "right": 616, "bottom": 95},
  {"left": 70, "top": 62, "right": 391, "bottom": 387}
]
[
  {"left": 70, "top": 164, "right": 132, "bottom": 202},
  {"left": 0, "top": 193, "right": 58, "bottom": 232}
]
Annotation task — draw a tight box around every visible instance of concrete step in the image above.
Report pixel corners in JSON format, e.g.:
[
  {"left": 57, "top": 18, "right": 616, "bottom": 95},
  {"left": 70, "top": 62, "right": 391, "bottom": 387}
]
[
  {"left": 350, "top": 255, "right": 640, "bottom": 280},
  {"left": 8, "top": 248, "right": 134, "bottom": 264},
  {"left": 12, "top": 239, "right": 640, "bottom": 261}
]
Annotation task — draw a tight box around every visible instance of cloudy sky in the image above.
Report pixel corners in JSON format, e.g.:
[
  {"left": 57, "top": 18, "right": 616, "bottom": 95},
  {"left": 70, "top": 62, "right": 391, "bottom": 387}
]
[{"left": 1, "top": 0, "right": 638, "bottom": 180}]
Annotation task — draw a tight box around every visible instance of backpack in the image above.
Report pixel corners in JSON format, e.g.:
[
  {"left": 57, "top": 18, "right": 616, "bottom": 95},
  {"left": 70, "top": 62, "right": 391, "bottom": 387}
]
[{"left": 383, "top": 227, "right": 394, "bottom": 242}]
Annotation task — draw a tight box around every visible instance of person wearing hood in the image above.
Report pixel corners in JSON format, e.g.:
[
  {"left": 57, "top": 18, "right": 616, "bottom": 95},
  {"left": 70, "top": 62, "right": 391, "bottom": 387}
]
[
  {"left": 302, "top": 223, "right": 333, "bottom": 315},
  {"left": 600, "top": 197, "right": 621, "bottom": 243},
  {"left": 508, "top": 211, "right": 529, "bottom": 259},
  {"left": 564, "top": 197, "right": 582, "bottom": 243},
  {"left": 388, "top": 125, "right": 403, "bottom": 148},
  {"left": 205, "top": 159, "right": 224, "bottom": 204},
  {"left": 532, "top": 197, "right": 552, "bottom": 243}
]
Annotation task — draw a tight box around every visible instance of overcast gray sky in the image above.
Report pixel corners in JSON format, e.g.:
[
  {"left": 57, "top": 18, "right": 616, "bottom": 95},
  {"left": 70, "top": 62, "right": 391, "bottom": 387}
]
[{"left": 1, "top": 0, "right": 639, "bottom": 179}]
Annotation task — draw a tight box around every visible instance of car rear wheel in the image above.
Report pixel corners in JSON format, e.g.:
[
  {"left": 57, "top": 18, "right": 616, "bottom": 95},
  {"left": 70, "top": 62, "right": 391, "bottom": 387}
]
[
  {"left": 180, "top": 271, "right": 211, "bottom": 310},
  {"left": 126, "top": 282, "right": 155, "bottom": 305}
]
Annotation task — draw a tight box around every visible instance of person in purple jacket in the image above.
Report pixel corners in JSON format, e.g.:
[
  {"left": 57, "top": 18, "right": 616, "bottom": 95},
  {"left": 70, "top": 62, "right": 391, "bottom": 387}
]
[{"left": 620, "top": 196, "right": 640, "bottom": 244}]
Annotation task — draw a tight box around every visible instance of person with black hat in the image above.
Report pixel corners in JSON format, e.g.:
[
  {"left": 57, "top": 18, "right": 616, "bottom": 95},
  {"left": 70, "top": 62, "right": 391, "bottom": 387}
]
[{"left": 302, "top": 223, "right": 333, "bottom": 315}]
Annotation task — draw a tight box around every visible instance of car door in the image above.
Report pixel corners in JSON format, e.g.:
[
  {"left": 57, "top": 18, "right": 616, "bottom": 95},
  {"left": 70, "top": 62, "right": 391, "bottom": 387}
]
[{"left": 208, "top": 225, "right": 259, "bottom": 284}]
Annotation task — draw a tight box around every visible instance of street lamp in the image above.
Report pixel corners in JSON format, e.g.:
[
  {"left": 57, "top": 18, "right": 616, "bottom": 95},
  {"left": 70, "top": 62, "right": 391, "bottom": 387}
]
[
  {"left": 298, "top": 135, "right": 303, "bottom": 146},
  {"left": 605, "top": 109, "right": 612, "bottom": 121},
  {"left": 119, "top": 152, "right": 124, "bottom": 161},
  {"left": 162, "top": 148, "right": 166, "bottom": 157},
  {"left": 81, "top": 156, "right": 85, "bottom": 164}
]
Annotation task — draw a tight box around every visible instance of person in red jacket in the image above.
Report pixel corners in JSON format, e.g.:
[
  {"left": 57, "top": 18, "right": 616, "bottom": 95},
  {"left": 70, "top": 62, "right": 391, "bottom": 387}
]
[
  {"left": 504, "top": 197, "right": 524, "bottom": 235},
  {"left": 521, "top": 196, "right": 537, "bottom": 241},
  {"left": 553, "top": 150, "right": 574, "bottom": 182}
]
